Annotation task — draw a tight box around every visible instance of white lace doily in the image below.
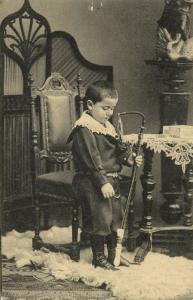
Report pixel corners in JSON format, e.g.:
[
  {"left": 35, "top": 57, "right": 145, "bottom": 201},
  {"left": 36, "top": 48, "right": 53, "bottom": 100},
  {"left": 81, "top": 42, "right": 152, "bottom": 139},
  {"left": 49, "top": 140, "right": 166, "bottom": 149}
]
[{"left": 123, "top": 134, "right": 193, "bottom": 173}]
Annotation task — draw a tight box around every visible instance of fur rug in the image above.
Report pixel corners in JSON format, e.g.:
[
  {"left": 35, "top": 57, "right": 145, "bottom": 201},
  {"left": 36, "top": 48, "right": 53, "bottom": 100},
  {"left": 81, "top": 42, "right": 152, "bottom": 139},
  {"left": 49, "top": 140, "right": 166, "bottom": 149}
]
[{"left": 2, "top": 226, "right": 193, "bottom": 300}]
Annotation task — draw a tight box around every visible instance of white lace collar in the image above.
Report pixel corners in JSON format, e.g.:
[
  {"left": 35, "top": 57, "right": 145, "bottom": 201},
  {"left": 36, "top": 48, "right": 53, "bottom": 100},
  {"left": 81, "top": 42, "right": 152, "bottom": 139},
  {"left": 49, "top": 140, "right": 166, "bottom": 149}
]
[{"left": 73, "top": 111, "right": 118, "bottom": 138}]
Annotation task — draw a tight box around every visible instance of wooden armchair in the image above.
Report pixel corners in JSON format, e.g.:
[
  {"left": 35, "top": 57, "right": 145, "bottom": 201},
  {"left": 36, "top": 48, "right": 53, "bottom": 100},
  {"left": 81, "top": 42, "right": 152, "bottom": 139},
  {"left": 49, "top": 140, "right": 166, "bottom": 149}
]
[{"left": 29, "top": 72, "right": 80, "bottom": 261}]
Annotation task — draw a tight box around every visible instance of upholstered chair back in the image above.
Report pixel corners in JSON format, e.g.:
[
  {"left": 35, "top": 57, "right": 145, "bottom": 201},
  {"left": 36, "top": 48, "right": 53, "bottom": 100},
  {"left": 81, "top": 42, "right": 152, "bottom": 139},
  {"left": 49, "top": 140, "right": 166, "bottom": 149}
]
[{"left": 36, "top": 73, "right": 76, "bottom": 163}]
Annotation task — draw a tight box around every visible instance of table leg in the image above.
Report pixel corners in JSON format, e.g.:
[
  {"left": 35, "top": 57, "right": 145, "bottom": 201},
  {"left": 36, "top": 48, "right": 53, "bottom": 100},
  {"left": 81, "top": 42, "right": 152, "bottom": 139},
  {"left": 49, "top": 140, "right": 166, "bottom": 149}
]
[
  {"left": 140, "top": 147, "right": 156, "bottom": 230},
  {"left": 183, "top": 159, "right": 193, "bottom": 226},
  {"left": 131, "top": 147, "right": 155, "bottom": 262}
]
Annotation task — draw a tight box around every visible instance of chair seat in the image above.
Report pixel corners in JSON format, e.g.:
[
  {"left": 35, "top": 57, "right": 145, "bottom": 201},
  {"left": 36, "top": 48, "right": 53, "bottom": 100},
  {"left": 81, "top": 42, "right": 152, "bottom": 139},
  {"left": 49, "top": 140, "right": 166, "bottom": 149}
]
[{"left": 36, "top": 170, "right": 75, "bottom": 199}]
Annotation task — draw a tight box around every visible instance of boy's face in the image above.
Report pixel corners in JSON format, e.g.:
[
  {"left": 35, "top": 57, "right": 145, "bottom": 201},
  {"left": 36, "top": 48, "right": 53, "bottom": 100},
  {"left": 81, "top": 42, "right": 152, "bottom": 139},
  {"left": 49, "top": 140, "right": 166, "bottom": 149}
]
[{"left": 87, "top": 97, "right": 118, "bottom": 125}]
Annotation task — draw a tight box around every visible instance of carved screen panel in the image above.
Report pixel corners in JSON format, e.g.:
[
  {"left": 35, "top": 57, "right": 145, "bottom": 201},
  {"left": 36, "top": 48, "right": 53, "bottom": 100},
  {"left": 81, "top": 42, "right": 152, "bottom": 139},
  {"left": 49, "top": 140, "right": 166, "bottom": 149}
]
[{"left": 1, "top": 0, "right": 51, "bottom": 81}]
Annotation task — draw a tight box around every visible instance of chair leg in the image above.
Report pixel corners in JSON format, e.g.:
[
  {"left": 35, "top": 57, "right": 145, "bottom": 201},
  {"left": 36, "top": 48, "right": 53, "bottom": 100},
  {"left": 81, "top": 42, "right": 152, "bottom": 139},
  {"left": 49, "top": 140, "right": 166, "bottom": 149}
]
[
  {"left": 80, "top": 230, "right": 91, "bottom": 247},
  {"left": 32, "top": 194, "right": 43, "bottom": 250},
  {"left": 71, "top": 202, "right": 80, "bottom": 261}
]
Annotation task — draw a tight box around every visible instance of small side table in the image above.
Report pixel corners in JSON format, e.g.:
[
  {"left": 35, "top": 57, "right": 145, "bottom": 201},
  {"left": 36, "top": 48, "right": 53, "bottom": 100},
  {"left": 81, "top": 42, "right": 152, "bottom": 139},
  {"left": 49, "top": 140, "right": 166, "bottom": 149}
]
[{"left": 122, "top": 134, "right": 193, "bottom": 260}]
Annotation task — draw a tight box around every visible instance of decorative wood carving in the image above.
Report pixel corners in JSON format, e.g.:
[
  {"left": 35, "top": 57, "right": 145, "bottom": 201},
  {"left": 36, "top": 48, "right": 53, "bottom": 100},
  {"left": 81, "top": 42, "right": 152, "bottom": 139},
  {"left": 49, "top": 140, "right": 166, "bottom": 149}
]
[
  {"left": 0, "top": 0, "right": 51, "bottom": 93},
  {"left": 39, "top": 72, "right": 73, "bottom": 93},
  {"left": 0, "top": 0, "right": 50, "bottom": 73}
]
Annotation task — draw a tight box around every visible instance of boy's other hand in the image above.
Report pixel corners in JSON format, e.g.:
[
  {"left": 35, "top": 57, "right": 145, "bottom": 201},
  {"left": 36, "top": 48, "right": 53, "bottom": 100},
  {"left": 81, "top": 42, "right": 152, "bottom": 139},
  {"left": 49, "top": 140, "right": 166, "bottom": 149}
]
[
  {"left": 133, "top": 153, "right": 143, "bottom": 167},
  {"left": 101, "top": 183, "right": 115, "bottom": 199}
]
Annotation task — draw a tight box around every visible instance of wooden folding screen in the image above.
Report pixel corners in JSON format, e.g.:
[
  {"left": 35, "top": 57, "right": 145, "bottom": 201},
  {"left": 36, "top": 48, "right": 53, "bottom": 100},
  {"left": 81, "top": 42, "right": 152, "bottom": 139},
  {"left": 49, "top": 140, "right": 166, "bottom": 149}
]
[{"left": 0, "top": 0, "right": 51, "bottom": 232}]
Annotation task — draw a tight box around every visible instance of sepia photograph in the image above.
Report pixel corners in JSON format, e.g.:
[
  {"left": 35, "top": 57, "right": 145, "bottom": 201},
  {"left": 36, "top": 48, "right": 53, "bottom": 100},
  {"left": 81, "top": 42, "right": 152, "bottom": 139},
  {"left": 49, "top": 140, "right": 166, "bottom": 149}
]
[{"left": 0, "top": 0, "right": 193, "bottom": 299}]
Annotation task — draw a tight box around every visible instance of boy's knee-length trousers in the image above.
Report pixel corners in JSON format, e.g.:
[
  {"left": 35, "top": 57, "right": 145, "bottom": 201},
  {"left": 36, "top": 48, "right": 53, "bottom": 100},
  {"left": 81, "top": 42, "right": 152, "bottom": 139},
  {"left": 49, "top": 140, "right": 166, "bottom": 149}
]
[{"left": 73, "top": 174, "right": 123, "bottom": 236}]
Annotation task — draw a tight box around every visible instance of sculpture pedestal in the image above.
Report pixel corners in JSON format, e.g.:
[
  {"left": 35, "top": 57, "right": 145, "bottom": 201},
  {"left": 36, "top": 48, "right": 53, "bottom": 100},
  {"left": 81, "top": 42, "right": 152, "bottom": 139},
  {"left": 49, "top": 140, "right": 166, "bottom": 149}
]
[{"left": 146, "top": 60, "right": 193, "bottom": 224}]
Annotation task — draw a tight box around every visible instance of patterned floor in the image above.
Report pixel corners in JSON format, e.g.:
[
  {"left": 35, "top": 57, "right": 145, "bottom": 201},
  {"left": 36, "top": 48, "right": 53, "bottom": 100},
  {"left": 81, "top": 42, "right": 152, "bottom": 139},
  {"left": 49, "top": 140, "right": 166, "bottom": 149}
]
[{"left": 1, "top": 257, "right": 114, "bottom": 300}]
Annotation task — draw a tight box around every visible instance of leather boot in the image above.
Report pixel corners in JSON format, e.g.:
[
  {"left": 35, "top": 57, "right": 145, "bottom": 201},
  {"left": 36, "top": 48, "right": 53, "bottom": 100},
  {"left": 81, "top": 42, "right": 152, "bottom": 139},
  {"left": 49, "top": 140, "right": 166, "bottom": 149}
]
[
  {"left": 106, "top": 231, "right": 117, "bottom": 265},
  {"left": 90, "top": 235, "right": 118, "bottom": 271}
]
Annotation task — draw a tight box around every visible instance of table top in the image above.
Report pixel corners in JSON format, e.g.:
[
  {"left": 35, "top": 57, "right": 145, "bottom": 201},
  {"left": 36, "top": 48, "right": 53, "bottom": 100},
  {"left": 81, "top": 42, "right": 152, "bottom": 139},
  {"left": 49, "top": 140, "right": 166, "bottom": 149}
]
[{"left": 122, "top": 134, "right": 193, "bottom": 173}]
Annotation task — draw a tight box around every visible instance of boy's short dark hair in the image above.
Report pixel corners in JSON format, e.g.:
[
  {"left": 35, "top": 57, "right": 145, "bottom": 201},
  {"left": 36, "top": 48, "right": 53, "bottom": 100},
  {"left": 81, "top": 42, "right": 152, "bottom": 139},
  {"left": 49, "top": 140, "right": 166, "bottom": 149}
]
[{"left": 85, "top": 80, "right": 118, "bottom": 104}]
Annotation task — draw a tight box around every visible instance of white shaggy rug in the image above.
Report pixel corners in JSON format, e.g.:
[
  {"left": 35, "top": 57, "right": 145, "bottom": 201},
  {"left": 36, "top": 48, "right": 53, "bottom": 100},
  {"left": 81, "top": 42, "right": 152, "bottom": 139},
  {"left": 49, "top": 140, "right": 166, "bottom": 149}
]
[{"left": 2, "top": 226, "right": 193, "bottom": 300}]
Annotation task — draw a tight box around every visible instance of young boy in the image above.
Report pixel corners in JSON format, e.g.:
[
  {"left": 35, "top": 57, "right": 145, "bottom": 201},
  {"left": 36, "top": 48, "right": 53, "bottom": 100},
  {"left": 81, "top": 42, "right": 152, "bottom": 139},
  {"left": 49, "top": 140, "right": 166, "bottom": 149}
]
[{"left": 68, "top": 81, "right": 143, "bottom": 271}]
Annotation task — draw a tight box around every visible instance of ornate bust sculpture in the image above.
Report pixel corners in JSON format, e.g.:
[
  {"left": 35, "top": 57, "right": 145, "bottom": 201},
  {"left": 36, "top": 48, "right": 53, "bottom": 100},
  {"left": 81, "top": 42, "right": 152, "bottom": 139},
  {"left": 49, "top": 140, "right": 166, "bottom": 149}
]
[{"left": 156, "top": 0, "right": 193, "bottom": 61}]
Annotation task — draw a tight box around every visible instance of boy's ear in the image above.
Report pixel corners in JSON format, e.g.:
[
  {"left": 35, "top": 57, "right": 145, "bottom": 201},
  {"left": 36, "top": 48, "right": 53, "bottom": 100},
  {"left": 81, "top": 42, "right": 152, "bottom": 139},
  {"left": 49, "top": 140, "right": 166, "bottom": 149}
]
[{"left": 87, "top": 99, "right": 93, "bottom": 110}]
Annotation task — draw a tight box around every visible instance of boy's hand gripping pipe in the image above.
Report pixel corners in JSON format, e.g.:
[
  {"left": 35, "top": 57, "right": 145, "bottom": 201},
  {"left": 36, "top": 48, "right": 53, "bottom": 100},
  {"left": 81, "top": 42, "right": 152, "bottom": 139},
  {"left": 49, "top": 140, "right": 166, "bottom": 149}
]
[{"left": 114, "top": 111, "right": 145, "bottom": 267}]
